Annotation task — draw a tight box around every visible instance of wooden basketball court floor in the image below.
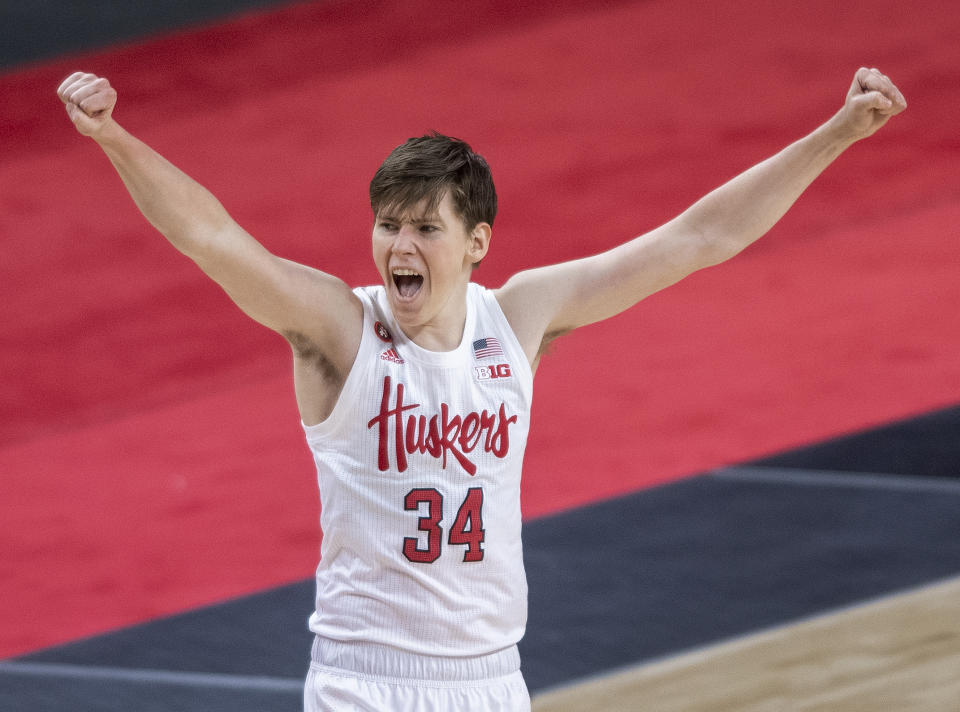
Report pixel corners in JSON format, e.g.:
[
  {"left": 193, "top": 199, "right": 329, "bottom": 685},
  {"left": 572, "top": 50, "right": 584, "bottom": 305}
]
[{"left": 533, "top": 574, "right": 960, "bottom": 711}]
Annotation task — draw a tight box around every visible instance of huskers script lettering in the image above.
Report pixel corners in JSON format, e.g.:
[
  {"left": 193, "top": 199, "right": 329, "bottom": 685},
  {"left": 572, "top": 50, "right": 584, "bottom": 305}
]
[{"left": 367, "top": 376, "right": 518, "bottom": 476}]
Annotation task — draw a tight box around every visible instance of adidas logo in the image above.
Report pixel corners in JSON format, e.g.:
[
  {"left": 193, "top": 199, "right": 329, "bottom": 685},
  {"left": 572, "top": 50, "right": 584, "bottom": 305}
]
[{"left": 380, "top": 348, "right": 404, "bottom": 364}]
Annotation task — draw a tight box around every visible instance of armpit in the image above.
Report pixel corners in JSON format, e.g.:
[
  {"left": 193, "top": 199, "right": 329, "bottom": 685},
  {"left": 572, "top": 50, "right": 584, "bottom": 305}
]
[
  {"left": 283, "top": 330, "right": 340, "bottom": 382},
  {"left": 537, "top": 328, "right": 570, "bottom": 361}
]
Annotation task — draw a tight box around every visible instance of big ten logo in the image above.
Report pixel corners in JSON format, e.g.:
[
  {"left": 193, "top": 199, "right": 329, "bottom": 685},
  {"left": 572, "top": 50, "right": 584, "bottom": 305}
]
[{"left": 474, "top": 363, "right": 512, "bottom": 381}]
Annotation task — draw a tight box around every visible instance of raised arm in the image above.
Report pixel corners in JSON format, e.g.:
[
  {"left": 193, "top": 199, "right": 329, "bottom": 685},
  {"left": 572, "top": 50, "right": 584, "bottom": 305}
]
[
  {"left": 57, "top": 73, "right": 362, "bottom": 419},
  {"left": 496, "top": 68, "right": 907, "bottom": 366}
]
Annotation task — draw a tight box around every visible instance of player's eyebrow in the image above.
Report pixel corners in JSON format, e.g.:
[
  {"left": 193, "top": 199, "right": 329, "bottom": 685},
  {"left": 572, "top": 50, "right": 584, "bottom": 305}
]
[{"left": 379, "top": 212, "right": 444, "bottom": 225}]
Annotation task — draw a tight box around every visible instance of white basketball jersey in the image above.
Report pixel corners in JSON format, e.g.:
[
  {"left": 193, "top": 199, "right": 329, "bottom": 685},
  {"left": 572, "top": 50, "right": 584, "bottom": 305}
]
[{"left": 302, "top": 282, "right": 533, "bottom": 657}]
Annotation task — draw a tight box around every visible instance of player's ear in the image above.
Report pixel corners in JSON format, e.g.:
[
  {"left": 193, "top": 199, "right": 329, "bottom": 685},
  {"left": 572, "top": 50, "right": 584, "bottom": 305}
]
[{"left": 467, "top": 222, "right": 491, "bottom": 266}]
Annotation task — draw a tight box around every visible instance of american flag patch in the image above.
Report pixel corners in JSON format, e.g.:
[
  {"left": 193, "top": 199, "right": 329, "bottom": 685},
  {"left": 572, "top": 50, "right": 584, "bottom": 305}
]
[{"left": 472, "top": 337, "right": 503, "bottom": 360}]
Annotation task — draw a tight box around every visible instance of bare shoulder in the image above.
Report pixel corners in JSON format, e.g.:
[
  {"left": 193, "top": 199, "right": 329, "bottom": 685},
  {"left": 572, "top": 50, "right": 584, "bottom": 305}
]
[
  {"left": 284, "top": 268, "right": 364, "bottom": 425},
  {"left": 493, "top": 267, "right": 570, "bottom": 367},
  {"left": 278, "top": 261, "right": 363, "bottom": 373}
]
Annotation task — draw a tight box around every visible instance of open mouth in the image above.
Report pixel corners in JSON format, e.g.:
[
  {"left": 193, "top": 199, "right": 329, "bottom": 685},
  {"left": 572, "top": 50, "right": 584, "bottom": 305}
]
[{"left": 392, "top": 268, "right": 424, "bottom": 299}]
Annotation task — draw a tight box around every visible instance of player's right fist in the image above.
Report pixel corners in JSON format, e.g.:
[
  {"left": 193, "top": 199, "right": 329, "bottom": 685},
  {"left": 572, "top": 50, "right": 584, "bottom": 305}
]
[{"left": 57, "top": 72, "right": 118, "bottom": 137}]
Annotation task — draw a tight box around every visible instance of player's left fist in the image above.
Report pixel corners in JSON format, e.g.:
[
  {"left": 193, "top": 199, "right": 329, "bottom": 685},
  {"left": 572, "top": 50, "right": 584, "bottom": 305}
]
[
  {"left": 836, "top": 67, "right": 907, "bottom": 141},
  {"left": 57, "top": 72, "right": 118, "bottom": 138}
]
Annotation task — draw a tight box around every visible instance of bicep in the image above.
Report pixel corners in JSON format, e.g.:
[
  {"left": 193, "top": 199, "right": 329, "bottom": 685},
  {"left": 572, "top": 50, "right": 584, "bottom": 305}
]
[
  {"left": 192, "top": 223, "right": 362, "bottom": 351},
  {"left": 498, "top": 217, "right": 717, "bottom": 348}
]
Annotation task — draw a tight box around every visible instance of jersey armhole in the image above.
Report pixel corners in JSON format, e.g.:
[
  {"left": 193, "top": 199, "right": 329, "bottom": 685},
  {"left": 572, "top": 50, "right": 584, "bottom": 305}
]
[
  {"left": 302, "top": 287, "right": 374, "bottom": 441},
  {"left": 476, "top": 285, "right": 534, "bottom": 395}
]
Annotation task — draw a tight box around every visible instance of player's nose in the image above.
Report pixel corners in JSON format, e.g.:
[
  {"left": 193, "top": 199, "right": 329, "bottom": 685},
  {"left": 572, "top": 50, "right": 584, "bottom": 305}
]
[{"left": 391, "top": 225, "right": 417, "bottom": 254}]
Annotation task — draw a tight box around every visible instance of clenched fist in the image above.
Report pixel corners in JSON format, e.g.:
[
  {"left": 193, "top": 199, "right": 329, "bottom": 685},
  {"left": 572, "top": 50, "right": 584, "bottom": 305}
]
[
  {"left": 58, "top": 72, "right": 118, "bottom": 138},
  {"left": 835, "top": 67, "right": 907, "bottom": 141}
]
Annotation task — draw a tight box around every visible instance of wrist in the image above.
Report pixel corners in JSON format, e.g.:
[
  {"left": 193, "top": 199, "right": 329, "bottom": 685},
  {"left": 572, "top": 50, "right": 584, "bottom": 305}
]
[
  {"left": 89, "top": 118, "right": 126, "bottom": 147},
  {"left": 821, "top": 109, "right": 866, "bottom": 149}
]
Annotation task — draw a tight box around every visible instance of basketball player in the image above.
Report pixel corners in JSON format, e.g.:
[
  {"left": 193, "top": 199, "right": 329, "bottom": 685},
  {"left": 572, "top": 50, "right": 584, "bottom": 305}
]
[{"left": 57, "top": 67, "right": 905, "bottom": 711}]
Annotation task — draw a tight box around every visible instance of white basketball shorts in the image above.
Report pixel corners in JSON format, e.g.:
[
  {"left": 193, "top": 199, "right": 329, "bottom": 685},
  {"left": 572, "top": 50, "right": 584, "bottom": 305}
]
[{"left": 304, "top": 637, "right": 531, "bottom": 712}]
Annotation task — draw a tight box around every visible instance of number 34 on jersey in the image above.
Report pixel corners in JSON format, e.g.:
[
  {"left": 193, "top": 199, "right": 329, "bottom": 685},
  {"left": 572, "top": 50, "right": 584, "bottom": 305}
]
[{"left": 403, "top": 487, "right": 485, "bottom": 564}]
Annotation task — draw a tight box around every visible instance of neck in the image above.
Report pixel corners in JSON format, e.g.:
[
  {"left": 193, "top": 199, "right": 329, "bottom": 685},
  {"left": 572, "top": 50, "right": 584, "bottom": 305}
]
[{"left": 395, "top": 283, "right": 469, "bottom": 352}]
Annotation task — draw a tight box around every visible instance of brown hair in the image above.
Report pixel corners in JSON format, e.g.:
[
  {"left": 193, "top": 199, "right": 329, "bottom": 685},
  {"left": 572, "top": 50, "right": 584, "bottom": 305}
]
[{"left": 369, "top": 133, "right": 497, "bottom": 231}]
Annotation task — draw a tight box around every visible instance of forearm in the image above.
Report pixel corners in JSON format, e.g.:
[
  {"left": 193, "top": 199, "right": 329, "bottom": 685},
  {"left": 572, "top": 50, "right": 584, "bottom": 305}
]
[
  {"left": 680, "top": 112, "right": 857, "bottom": 264},
  {"left": 93, "top": 119, "right": 234, "bottom": 259}
]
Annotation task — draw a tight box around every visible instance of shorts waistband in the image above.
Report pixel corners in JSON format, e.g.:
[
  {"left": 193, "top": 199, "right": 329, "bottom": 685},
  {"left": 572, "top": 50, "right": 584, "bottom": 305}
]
[{"left": 310, "top": 636, "right": 521, "bottom": 682}]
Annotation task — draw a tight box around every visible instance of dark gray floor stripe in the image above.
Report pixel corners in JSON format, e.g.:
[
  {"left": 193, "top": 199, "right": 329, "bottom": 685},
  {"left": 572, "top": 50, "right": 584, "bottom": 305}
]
[
  {"left": 0, "top": 661, "right": 303, "bottom": 692},
  {"left": 0, "top": 0, "right": 301, "bottom": 68},
  {"left": 712, "top": 465, "right": 960, "bottom": 494},
  {"left": 750, "top": 404, "right": 960, "bottom": 478}
]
